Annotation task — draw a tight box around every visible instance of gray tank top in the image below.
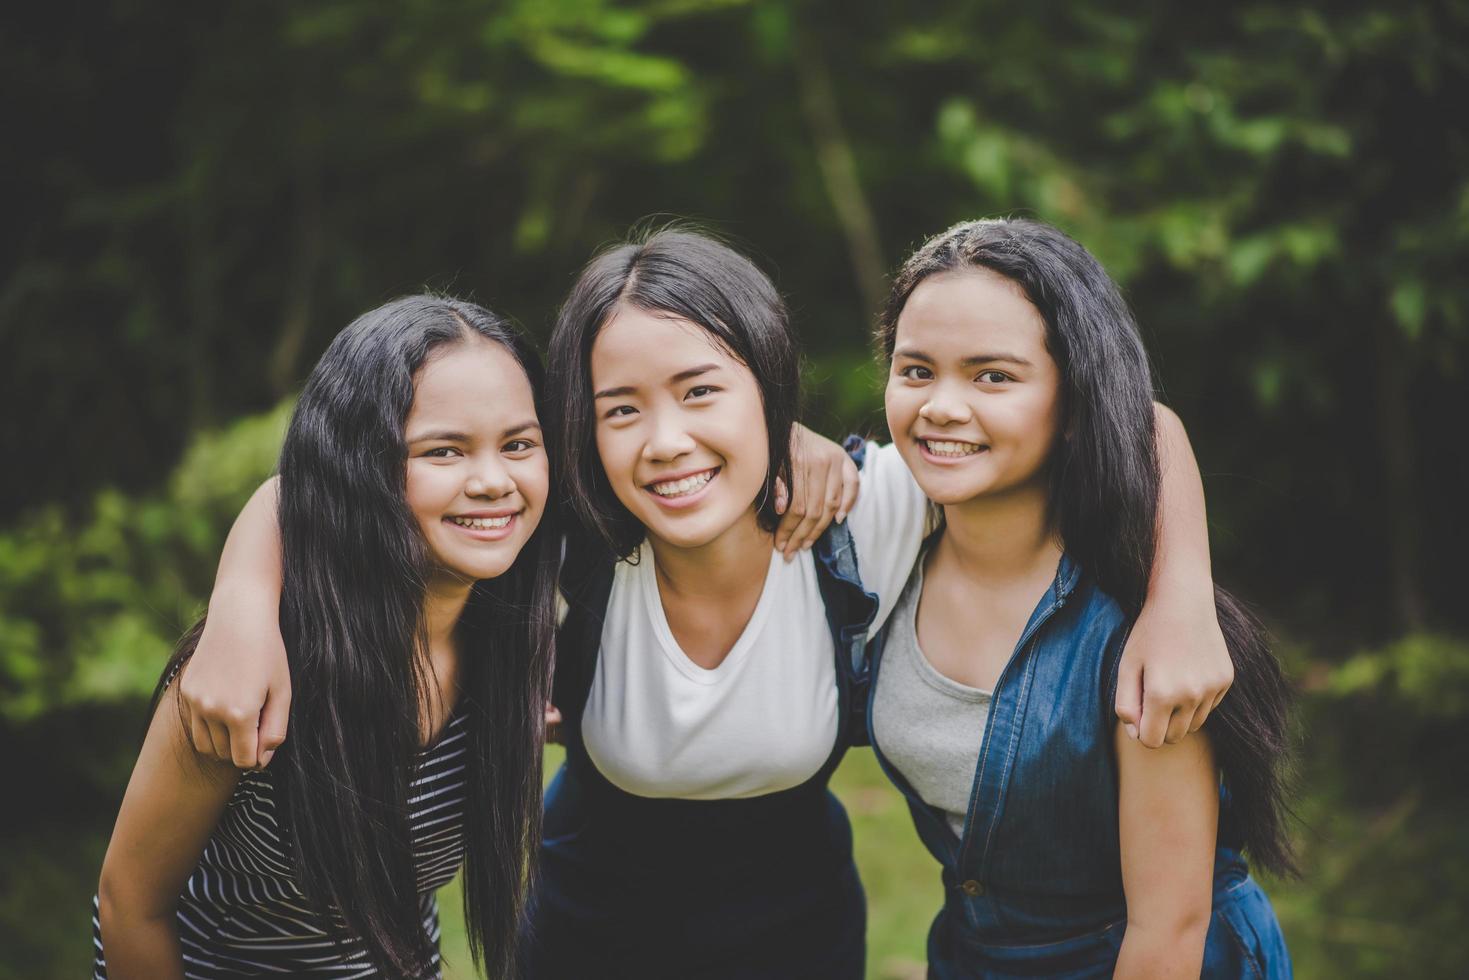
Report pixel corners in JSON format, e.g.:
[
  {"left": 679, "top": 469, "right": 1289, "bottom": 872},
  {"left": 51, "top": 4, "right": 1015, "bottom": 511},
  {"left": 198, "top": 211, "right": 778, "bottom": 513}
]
[{"left": 871, "top": 561, "right": 992, "bottom": 838}]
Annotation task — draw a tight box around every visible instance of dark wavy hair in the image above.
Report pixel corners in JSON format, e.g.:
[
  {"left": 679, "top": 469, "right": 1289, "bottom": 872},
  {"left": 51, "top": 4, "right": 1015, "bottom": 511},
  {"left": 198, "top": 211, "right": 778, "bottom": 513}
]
[
  {"left": 546, "top": 226, "right": 800, "bottom": 558},
  {"left": 878, "top": 218, "right": 1297, "bottom": 877},
  {"left": 156, "top": 295, "right": 558, "bottom": 977}
]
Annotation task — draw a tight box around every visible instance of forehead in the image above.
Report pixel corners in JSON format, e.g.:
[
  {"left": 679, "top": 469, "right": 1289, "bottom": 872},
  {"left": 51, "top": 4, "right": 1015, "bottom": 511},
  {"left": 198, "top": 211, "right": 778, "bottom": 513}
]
[
  {"left": 590, "top": 305, "right": 743, "bottom": 382},
  {"left": 408, "top": 338, "right": 535, "bottom": 424},
  {"left": 896, "top": 269, "right": 1047, "bottom": 352}
]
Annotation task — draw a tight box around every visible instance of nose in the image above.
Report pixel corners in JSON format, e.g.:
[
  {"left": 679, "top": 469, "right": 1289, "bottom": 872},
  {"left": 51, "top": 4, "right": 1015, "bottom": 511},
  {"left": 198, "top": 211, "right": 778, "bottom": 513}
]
[
  {"left": 919, "top": 383, "right": 973, "bottom": 427},
  {"left": 642, "top": 408, "right": 696, "bottom": 463},
  {"left": 464, "top": 455, "right": 517, "bottom": 500}
]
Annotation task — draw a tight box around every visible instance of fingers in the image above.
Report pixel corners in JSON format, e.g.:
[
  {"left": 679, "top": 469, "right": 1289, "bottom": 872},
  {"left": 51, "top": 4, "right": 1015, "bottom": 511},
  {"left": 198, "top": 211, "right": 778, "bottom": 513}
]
[
  {"left": 1114, "top": 655, "right": 1143, "bottom": 742},
  {"left": 1183, "top": 698, "right": 1213, "bottom": 736},
  {"left": 774, "top": 485, "right": 807, "bottom": 557},
  {"left": 777, "top": 464, "right": 816, "bottom": 559},
  {"left": 227, "top": 712, "right": 261, "bottom": 770},
  {"left": 773, "top": 477, "right": 789, "bottom": 516},
  {"left": 1137, "top": 687, "right": 1174, "bottom": 749},
  {"left": 1163, "top": 704, "right": 1193, "bottom": 745},
  {"left": 189, "top": 704, "right": 217, "bottom": 759},
  {"left": 257, "top": 682, "right": 292, "bottom": 769},
  {"left": 783, "top": 476, "right": 826, "bottom": 559},
  {"left": 205, "top": 715, "right": 235, "bottom": 765}
]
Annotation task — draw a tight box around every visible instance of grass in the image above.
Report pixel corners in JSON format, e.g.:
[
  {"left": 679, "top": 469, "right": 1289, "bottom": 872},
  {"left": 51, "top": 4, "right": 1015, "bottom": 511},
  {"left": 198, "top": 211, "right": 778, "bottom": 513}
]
[{"left": 12, "top": 718, "right": 1464, "bottom": 978}]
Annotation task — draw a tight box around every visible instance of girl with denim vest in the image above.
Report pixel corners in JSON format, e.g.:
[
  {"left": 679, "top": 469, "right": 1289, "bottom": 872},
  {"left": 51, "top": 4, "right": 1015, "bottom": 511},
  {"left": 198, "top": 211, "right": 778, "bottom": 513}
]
[
  {"left": 172, "top": 227, "right": 1237, "bottom": 978},
  {"left": 869, "top": 218, "right": 1295, "bottom": 979}
]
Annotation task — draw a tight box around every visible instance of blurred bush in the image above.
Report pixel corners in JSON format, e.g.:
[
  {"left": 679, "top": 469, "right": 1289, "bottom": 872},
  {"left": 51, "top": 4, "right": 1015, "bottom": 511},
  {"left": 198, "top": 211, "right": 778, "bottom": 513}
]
[{"left": 0, "top": 402, "right": 291, "bottom": 721}]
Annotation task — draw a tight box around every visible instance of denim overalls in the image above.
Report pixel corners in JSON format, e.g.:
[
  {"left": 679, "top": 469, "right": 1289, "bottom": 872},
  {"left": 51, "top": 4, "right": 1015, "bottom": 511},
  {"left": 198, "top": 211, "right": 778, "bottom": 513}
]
[
  {"left": 520, "top": 520, "right": 878, "bottom": 979},
  {"left": 866, "top": 554, "right": 1291, "bottom": 979}
]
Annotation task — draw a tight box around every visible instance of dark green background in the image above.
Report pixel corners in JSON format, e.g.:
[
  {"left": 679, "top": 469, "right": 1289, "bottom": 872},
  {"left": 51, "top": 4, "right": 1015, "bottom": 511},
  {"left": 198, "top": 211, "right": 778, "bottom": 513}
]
[{"left": 3, "top": 1, "right": 1467, "bottom": 976}]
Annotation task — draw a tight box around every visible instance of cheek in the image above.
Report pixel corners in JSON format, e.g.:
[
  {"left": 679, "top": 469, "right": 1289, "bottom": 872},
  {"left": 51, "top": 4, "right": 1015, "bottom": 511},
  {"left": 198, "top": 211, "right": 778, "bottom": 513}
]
[
  {"left": 595, "top": 424, "right": 634, "bottom": 484},
  {"left": 517, "top": 457, "right": 551, "bottom": 512},
  {"left": 884, "top": 383, "right": 918, "bottom": 431},
  {"left": 403, "top": 465, "right": 437, "bottom": 516},
  {"left": 404, "top": 465, "right": 453, "bottom": 535},
  {"left": 1002, "top": 391, "right": 1063, "bottom": 457}
]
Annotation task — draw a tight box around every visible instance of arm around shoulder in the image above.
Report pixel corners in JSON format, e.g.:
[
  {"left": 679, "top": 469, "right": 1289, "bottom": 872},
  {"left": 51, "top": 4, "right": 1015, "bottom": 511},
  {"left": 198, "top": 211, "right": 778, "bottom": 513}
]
[
  {"left": 1116, "top": 404, "right": 1233, "bottom": 748},
  {"left": 178, "top": 476, "right": 292, "bottom": 768}
]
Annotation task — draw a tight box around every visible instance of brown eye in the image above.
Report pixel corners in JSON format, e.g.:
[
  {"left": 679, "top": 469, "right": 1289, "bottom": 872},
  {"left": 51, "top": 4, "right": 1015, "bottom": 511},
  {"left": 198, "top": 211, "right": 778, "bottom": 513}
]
[
  {"left": 899, "top": 365, "right": 933, "bottom": 380},
  {"left": 977, "top": 370, "right": 1011, "bottom": 384}
]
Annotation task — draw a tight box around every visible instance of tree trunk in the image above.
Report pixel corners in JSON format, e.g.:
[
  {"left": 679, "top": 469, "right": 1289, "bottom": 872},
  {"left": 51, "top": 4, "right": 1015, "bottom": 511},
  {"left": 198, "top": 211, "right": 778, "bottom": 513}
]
[
  {"left": 1372, "top": 316, "right": 1426, "bottom": 631},
  {"left": 268, "top": 119, "right": 324, "bottom": 397},
  {"left": 793, "top": 35, "right": 886, "bottom": 318}
]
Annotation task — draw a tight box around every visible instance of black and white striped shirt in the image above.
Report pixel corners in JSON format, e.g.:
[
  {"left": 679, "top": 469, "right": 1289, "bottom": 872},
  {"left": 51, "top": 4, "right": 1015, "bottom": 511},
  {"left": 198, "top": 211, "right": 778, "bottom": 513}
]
[{"left": 93, "top": 711, "right": 469, "bottom": 978}]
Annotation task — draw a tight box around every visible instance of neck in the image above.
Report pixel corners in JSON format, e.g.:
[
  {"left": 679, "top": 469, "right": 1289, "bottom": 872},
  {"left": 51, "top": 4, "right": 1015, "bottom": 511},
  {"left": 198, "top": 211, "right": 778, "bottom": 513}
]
[
  {"left": 423, "top": 573, "right": 473, "bottom": 653},
  {"left": 938, "top": 479, "right": 1061, "bottom": 585},
  {"left": 646, "top": 509, "right": 773, "bottom": 600}
]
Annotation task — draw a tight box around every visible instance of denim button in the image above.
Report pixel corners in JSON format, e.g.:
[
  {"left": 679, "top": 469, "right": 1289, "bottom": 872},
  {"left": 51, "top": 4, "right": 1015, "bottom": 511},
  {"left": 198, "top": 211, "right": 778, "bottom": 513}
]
[{"left": 961, "top": 879, "right": 984, "bottom": 896}]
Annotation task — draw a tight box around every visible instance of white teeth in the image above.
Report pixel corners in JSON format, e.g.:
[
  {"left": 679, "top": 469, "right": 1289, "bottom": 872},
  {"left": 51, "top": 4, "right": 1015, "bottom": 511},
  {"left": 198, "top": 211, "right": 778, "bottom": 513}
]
[
  {"left": 450, "top": 515, "right": 512, "bottom": 529},
  {"left": 924, "top": 439, "right": 983, "bottom": 457},
  {"left": 650, "top": 470, "right": 715, "bottom": 497}
]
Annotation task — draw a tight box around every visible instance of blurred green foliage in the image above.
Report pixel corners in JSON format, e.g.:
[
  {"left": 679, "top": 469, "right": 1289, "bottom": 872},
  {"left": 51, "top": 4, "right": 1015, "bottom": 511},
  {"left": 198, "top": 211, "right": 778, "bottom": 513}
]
[
  {"left": 3, "top": 0, "right": 1467, "bottom": 976},
  {"left": 0, "top": 403, "right": 291, "bottom": 721}
]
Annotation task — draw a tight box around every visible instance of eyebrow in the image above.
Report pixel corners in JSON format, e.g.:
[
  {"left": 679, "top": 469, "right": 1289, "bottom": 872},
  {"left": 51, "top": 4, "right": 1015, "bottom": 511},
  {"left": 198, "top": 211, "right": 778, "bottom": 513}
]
[
  {"left": 501, "top": 420, "right": 542, "bottom": 438},
  {"left": 406, "top": 420, "right": 541, "bottom": 443},
  {"left": 407, "top": 429, "right": 471, "bottom": 443},
  {"left": 893, "top": 346, "right": 1034, "bottom": 368},
  {"left": 593, "top": 363, "right": 723, "bottom": 400}
]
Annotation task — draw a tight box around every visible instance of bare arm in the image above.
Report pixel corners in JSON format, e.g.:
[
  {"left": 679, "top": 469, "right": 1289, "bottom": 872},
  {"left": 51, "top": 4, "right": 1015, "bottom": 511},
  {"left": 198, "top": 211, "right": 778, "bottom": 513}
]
[
  {"left": 97, "top": 687, "right": 241, "bottom": 979},
  {"left": 774, "top": 423, "right": 861, "bottom": 560},
  {"left": 1113, "top": 722, "right": 1218, "bottom": 978},
  {"left": 1116, "top": 404, "right": 1233, "bottom": 748},
  {"left": 178, "top": 477, "right": 290, "bottom": 768}
]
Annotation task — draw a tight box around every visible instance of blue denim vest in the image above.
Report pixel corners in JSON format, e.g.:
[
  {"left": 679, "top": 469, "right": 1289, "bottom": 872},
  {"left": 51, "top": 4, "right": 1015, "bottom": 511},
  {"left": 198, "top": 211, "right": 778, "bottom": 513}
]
[
  {"left": 520, "top": 519, "right": 878, "bottom": 978},
  {"left": 865, "top": 554, "right": 1291, "bottom": 979}
]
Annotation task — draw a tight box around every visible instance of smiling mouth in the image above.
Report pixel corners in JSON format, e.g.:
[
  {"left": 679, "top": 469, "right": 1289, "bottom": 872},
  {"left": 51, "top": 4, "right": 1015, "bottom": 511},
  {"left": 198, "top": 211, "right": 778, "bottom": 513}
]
[
  {"left": 442, "top": 512, "right": 521, "bottom": 539},
  {"left": 646, "top": 467, "right": 720, "bottom": 499},
  {"left": 920, "top": 439, "right": 986, "bottom": 458},
  {"left": 448, "top": 514, "right": 514, "bottom": 529}
]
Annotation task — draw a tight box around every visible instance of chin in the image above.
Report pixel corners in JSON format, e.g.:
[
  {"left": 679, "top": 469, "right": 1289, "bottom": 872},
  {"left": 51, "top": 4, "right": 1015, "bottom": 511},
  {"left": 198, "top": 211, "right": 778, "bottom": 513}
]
[
  {"left": 640, "top": 506, "right": 745, "bottom": 550},
  {"left": 917, "top": 474, "right": 994, "bottom": 507},
  {"left": 440, "top": 543, "right": 526, "bottom": 583}
]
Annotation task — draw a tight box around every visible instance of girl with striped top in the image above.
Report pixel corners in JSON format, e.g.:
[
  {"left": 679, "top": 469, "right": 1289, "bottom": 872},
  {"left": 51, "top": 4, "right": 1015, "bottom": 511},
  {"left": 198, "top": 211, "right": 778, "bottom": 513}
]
[{"left": 93, "top": 296, "right": 558, "bottom": 979}]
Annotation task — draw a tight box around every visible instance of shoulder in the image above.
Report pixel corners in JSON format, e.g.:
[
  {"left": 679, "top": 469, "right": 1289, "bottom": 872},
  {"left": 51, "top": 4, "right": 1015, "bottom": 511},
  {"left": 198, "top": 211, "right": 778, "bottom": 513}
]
[{"left": 1046, "top": 568, "right": 1135, "bottom": 685}]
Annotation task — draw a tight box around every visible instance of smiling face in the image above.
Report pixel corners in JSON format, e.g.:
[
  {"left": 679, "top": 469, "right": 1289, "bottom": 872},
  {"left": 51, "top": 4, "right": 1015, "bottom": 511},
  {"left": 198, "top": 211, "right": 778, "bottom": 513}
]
[
  {"left": 590, "top": 304, "right": 770, "bottom": 551},
  {"left": 885, "top": 269, "right": 1063, "bottom": 507},
  {"left": 404, "top": 336, "right": 548, "bottom": 587}
]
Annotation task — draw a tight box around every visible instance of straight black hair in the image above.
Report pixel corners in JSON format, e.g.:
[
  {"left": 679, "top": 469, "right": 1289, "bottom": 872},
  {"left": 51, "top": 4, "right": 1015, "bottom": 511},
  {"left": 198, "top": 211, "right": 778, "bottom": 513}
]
[
  {"left": 879, "top": 218, "right": 1297, "bottom": 877},
  {"left": 546, "top": 226, "right": 800, "bottom": 558},
  {"left": 155, "top": 295, "right": 558, "bottom": 977}
]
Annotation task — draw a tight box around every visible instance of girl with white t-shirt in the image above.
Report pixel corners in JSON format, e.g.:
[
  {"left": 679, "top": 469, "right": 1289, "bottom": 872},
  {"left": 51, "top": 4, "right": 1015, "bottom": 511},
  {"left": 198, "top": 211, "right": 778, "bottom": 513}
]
[{"left": 176, "top": 227, "right": 1234, "bottom": 977}]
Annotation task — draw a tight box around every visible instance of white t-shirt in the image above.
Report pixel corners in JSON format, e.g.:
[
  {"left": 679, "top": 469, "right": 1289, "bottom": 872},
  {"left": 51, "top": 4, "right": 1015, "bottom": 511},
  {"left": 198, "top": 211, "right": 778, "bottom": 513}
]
[{"left": 581, "top": 442, "right": 928, "bottom": 800}]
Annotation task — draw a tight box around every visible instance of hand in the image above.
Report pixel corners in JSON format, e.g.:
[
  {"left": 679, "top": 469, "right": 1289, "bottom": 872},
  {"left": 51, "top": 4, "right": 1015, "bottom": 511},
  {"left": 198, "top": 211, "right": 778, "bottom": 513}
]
[
  {"left": 774, "top": 425, "right": 861, "bottom": 560},
  {"left": 1116, "top": 599, "right": 1233, "bottom": 748},
  {"left": 177, "top": 588, "right": 291, "bottom": 769},
  {"left": 545, "top": 702, "right": 563, "bottom": 745}
]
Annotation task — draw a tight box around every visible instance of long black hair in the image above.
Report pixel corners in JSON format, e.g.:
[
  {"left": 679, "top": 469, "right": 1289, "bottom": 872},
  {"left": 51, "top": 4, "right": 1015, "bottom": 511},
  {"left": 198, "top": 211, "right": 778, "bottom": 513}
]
[
  {"left": 157, "top": 295, "right": 558, "bottom": 976},
  {"left": 878, "top": 218, "right": 1297, "bottom": 877},
  {"left": 546, "top": 226, "right": 800, "bottom": 558}
]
